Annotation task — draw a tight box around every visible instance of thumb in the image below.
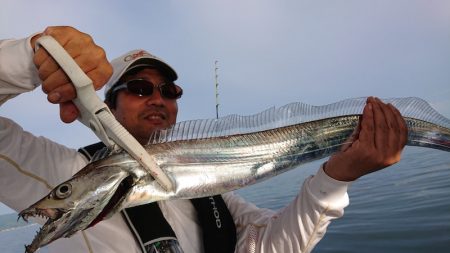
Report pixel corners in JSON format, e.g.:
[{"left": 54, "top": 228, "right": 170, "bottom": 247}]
[
  {"left": 340, "top": 117, "right": 362, "bottom": 152},
  {"left": 59, "top": 102, "right": 79, "bottom": 123}
]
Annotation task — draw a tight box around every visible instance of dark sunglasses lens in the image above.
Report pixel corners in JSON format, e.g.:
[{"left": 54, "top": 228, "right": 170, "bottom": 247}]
[
  {"left": 161, "top": 84, "right": 183, "bottom": 99},
  {"left": 127, "top": 80, "right": 154, "bottom": 96},
  {"left": 124, "top": 80, "right": 182, "bottom": 99}
]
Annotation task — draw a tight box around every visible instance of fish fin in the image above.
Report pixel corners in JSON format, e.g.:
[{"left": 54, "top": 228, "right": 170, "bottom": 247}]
[{"left": 147, "top": 97, "right": 450, "bottom": 144}]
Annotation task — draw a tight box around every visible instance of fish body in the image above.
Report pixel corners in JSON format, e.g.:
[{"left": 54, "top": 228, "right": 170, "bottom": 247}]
[
  {"left": 19, "top": 97, "right": 450, "bottom": 252},
  {"left": 122, "top": 116, "right": 450, "bottom": 208}
]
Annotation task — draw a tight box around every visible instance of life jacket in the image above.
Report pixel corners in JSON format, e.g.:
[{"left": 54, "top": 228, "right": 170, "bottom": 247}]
[{"left": 78, "top": 142, "right": 237, "bottom": 253}]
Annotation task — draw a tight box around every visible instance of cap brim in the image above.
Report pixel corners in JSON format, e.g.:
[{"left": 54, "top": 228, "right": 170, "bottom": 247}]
[{"left": 126, "top": 58, "right": 177, "bottom": 81}]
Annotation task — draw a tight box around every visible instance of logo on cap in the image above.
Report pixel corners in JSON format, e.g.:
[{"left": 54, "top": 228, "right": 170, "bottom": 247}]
[{"left": 124, "top": 50, "right": 153, "bottom": 62}]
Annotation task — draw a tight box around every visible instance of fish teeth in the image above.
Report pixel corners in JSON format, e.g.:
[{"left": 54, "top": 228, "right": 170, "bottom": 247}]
[
  {"left": 25, "top": 244, "right": 35, "bottom": 253},
  {"left": 19, "top": 214, "right": 29, "bottom": 222},
  {"left": 18, "top": 209, "right": 51, "bottom": 224}
]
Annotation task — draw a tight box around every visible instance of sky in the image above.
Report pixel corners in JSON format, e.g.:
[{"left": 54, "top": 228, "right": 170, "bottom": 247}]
[{"left": 1, "top": 0, "right": 449, "bottom": 214}]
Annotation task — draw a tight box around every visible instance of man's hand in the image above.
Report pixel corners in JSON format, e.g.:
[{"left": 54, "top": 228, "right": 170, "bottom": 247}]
[
  {"left": 324, "top": 97, "right": 408, "bottom": 181},
  {"left": 30, "top": 26, "right": 113, "bottom": 123}
]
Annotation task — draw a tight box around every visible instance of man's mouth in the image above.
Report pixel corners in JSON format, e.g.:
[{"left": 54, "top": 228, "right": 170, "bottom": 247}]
[
  {"left": 146, "top": 114, "right": 165, "bottom": 120},
  {"left": 143, "top": 113, "right": 168, "bottom": 126}
]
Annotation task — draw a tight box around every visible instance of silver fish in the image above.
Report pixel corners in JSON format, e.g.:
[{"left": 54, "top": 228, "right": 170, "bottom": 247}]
[{"left": 19, "top": 97, "right": 450, "bottom": 253}]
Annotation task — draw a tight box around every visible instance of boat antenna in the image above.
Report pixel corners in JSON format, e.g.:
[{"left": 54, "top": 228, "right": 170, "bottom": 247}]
[{"left": 214, "top": 60, "right": 220, "bottom": 119}]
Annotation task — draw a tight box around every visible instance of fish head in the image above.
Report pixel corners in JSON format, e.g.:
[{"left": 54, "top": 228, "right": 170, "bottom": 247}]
[{"left": 19, "top": 163, "right": 136, "bottom": 253}]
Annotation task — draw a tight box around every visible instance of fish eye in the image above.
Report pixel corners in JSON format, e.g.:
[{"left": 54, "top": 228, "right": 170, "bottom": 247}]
[{"left": 55, "top": 183, "right": 72, "bottom": 199}]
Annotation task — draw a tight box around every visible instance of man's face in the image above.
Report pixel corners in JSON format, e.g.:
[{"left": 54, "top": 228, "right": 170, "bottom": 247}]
[{"left": 111, "top": 68, "right": 179, "bottom": 144}]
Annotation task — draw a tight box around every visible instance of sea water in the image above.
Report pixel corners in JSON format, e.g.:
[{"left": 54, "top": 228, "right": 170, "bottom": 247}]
[
  {"left": 1, "top": 147, "right": 449, "bottom": 252},
  {"left": 239, "top": 147, "right": 450, "bottom": 252}
]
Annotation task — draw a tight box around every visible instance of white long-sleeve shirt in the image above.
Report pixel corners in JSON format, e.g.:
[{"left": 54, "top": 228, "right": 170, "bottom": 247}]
[{"left": 0, "top": 36, "right": 350, "bottom": 253}]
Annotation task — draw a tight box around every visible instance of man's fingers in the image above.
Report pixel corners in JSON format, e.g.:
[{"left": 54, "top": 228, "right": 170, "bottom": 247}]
[
  {"left": 378, "top": 100, "right": 399, "bottom": 130},
  {"left": 376, "top": 99, "right": 400, "bottom": 153},
  {"left": 389, "top": 103, "right": 408, "bottom": 148},
  {"left": 42, "top": 26, "right": 79, "bottom": 48},
  {"left": 88, "top": 66, "right": 113, "bottom": 90},
  {"left": 39, "top": 55, "right": 60, "bottom": 86},
  {"left": 73, "top": 52, "right": 112, "bottom": 89},
  {"left": 36, "top": 26, "right": 112, "bottom": 100},
  {"left": 372, "top": 97, "right": 389, "bottom": 150},
  {"left": 40, "top": 54, "right": 110, "bottom": 93},
  {"left": 36, "top": 48, "right": 93, "bottom": 82},
  {"left": 340, "top": 116, "right": 362, "bottom": 152},
  {"left": 46, "top": 82, "right": 76, "bottom": 104},
  {"left": 359, "top": 97, "right": 375, "bottom": 147},
  {"left": 32, "top": 26, "right": 113, "bottom": 124},
  {"left": 33, "top": 26, "right": 82, "bottom": 67},
  {"left": 42, "top": 67, "right": 72, "bottom": 96},
  {"left": 33, "top": 46, "right": 48, "bottom": 66},
  {"left": 59, "top": 102, "right": 79, "bottom": 123}
]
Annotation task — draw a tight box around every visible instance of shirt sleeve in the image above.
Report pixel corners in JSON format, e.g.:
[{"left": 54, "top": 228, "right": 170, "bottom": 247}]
[
  {"left": 0, "top": 116, "right": 87, "bottom": 213},
  {"left": 0, "top": 36, "right": 41, "bottom": 105},
  {"left": 224, "top": 165, "right": 351, "bottom": 253},
  {"left": 0, "top": 36, "right": 87, "bottom": 213}
]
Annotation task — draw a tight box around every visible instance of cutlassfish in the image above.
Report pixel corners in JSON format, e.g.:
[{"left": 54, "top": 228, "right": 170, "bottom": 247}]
[{"left": 19, "top": 97, "right": 450, "bottom": 252}]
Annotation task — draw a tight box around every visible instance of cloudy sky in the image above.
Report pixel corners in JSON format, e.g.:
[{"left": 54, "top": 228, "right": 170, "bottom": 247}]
[{"left": 1, "top": 0, "right": 449, "bottom": 214}]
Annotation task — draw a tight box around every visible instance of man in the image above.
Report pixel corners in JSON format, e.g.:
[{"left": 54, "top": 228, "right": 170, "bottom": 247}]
[{"left": 0, "top": 26, "right": 407, "bottom": 253}]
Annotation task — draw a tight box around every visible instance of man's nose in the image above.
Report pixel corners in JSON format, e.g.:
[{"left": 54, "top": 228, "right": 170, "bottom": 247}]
[{"left": 145, "top": 88, "right": 165, "bottom": 106}]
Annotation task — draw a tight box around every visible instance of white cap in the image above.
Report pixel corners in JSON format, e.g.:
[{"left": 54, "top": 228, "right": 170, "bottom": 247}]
[{"left": 104, "top": 49, "right": 178, "bottom": 97}]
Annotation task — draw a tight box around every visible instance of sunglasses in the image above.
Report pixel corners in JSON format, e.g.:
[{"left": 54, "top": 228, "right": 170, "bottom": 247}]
[{"left": 111, "top": 79, "right": 183, "bottom": 100}]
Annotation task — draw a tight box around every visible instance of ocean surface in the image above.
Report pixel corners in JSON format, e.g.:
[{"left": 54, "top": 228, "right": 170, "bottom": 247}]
[{"left": 1, "top": 147, "right": 449, "bottom": 253}]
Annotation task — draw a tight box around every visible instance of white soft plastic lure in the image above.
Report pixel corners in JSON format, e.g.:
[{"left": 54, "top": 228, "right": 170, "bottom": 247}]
[{"left": 20, "top": 97, "right": 450, "bottom": 253}]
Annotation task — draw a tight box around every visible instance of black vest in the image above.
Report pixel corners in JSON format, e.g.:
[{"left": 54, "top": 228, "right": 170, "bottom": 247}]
[{"left": 78, "top": 142, "right": 237, "bottom": 253}]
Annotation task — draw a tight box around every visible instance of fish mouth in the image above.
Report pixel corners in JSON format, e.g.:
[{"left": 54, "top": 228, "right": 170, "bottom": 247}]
[
  {"left": 19, "top": 207, "right": 62, "bottom": 223},
  {"left": 18, "top": 175, "right": 134, "bottom": 253},
  {"left": 87, "top": 175, "right": 134, "bottom": 228},
  {"left": 19, "top": 207, "right": 67, "bottom": 253}
]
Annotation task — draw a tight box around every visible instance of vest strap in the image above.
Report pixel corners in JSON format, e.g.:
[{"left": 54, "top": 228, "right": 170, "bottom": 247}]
[
  {"left": 191, "top": 196, "right": 237, "bottom": 253},
  {"left": 122, "top": 203, "right": 179, "bottom": 253}
]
